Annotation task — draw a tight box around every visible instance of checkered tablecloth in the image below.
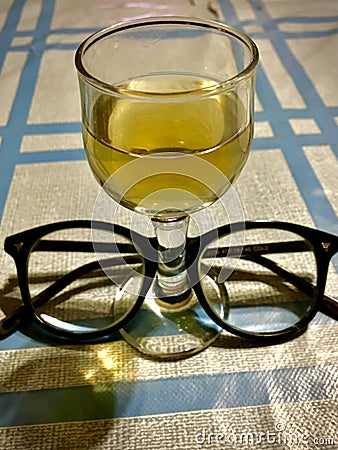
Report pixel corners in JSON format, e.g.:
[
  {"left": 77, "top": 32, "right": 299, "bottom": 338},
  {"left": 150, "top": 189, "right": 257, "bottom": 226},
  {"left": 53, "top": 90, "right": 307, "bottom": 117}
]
[{"left": 0, "top": 1, "right": 337, "bottom": 449}]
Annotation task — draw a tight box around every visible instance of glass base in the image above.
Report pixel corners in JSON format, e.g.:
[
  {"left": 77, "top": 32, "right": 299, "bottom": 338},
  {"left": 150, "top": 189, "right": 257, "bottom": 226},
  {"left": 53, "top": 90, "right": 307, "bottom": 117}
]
[{"left": 119, "top": 274, "right": 226, "bottom": 360}]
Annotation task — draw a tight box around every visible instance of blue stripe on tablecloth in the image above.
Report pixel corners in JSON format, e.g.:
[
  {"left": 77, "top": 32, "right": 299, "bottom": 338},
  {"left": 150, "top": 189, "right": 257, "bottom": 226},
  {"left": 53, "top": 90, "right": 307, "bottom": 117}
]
[
  {"left": 0, "top": 0, "right": 57, "bottom": 219},
  {"left": 0, "top": 122, "right": 82, "bottom": 135},
  {"left": 0, "top": 364, "right": 334, "bottom": 426},
  {"left": 0, "top": 0, "right": 27, "bottom": 218},
  {"left": 0, "top": 332, "right": 50, "bottom": 351},
  {"left": 244, "top": 28, "right": 338, "bottom": 39},
  {"left": 221, "top": 0, "right": 338, "bottom": 236},
  {"left": 0, "top": 0, "right": 26, "bottom": 68},
  {"left": 18, "top": 149, "right": 86, "bottom": 163}
]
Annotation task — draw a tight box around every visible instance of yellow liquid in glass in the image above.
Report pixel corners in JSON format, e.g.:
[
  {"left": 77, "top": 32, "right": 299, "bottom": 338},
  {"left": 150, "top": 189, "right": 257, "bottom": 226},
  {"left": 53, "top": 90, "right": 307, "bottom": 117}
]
[{"left": 83, "top": 75, "right": 252, "bottom": 216}]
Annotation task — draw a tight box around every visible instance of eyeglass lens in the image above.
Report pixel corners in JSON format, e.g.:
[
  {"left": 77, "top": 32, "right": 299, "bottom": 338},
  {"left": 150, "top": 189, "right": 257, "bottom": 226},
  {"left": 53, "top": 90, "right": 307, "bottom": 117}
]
[
  {"left": 27, "top": 227, "right": 145, "bottom": 334},
  {"left": 199, "top": 227, "right": 318, "bottom": 334}
]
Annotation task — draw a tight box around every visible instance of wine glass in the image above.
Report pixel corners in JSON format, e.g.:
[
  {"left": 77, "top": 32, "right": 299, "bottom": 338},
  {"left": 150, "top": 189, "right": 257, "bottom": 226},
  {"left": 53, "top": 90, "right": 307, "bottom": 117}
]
[{"left": 75, "top": 17, "right": 258, "bottom": 359}]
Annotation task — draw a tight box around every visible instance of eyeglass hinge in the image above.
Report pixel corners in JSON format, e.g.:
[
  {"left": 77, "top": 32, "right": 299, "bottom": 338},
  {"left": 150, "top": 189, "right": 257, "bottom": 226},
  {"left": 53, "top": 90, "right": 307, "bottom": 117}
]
[
  {"left": 321, "top": 242, "right": 331, "bottom": 252},
  {"left": 14, "top": 242, "right": 24, "bottom": 252}
]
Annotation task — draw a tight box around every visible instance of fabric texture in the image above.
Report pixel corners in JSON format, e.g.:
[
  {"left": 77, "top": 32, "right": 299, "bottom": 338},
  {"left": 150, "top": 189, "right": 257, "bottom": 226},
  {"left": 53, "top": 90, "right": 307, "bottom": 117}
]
[{"left": 0, "top": 0, "right": 337, "bottom": 448}]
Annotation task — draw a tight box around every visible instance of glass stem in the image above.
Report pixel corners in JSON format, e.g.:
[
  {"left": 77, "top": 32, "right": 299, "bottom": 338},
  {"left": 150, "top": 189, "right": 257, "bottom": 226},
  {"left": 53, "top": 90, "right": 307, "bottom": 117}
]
[{"left": 152, "top": 215, "right": 192, "bottom": 305}]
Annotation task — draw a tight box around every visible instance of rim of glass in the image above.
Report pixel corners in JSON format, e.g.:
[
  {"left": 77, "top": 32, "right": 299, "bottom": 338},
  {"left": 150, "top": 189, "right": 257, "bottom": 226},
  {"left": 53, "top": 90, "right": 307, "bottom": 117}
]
[{"left": 75, "top": 16, "right": 259, "bottom": 99}]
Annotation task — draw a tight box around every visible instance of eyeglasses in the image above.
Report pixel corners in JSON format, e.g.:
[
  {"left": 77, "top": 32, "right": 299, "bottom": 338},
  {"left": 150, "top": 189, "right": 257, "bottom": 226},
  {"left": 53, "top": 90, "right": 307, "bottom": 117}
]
[{"left": 2, "top": 219, "right": 338, "bottom": 342}]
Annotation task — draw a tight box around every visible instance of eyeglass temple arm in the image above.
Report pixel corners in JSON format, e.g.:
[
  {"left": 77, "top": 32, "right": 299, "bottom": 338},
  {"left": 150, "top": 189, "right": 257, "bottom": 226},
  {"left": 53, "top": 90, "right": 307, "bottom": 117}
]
[
  {"left": 0, "top": 255, "right": 139, "bottom": 338},
  {"left": 30, "top": 238, "right": 308, "bottom": 254},
  {"left": 28, "top": 238, "right": 315, "bottom": 258},
  {"left": 32, "top": 240, "right": 135, "bottom": 253},
  {"left": 204, "top": 239, "right": 337, "bottom": 319},
  {"left": 243, "top": 254, "right": 338, "bottom": 320}
]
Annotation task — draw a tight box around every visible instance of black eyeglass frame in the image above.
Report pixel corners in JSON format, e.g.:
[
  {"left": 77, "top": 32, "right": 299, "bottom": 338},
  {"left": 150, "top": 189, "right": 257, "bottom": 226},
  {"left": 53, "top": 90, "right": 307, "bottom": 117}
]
[{"left": 2, "top": 219, "right": 338, "bottom": 342}]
